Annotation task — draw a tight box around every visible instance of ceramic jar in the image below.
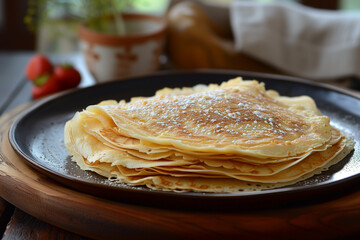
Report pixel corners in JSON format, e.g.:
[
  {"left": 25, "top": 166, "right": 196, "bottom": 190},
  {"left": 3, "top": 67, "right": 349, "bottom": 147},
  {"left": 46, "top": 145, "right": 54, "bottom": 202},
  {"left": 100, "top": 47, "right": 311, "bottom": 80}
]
[{"left": 78, "top": 13, "right": 167, "bottom": 83}]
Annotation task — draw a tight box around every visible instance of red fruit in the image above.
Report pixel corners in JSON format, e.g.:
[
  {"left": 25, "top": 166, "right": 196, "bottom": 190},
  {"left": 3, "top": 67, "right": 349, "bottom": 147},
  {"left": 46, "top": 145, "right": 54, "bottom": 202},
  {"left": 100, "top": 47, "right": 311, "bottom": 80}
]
[
  {"left": 31, "top": 75, "right": 62, "bottom": 99},
  {"left": 25, "top": 54, "right": 53, "bottom": 81},
  {"left": 54, "top": 65, "right": 81, "bottom": 90}
]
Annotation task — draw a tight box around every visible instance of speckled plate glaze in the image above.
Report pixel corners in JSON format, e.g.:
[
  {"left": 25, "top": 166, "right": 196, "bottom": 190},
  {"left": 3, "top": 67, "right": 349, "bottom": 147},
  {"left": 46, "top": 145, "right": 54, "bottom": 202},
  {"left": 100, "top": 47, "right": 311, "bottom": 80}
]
[{"left": 9, "top": 70, "right": 360, "bottom": 210}]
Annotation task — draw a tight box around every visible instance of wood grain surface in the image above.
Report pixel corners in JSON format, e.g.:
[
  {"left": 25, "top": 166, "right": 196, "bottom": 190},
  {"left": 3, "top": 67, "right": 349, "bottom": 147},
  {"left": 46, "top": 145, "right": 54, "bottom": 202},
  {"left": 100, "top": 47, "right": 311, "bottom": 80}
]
[
  {"left": 0, "top": 198, "right": 13, "bottom": 237},
  {"left": 0, "top": 104, "right": 359, "bottom": 240},
  {"left": 2, "top": 209, "right": 88, "bottom": 240}
]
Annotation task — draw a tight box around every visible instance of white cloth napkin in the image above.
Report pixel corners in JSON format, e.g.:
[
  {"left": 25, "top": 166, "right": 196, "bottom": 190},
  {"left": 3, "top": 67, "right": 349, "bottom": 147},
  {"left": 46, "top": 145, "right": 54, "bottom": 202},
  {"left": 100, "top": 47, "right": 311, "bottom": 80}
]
[{"left": 230, "top": 1, "right": 360, "bottom": 80}]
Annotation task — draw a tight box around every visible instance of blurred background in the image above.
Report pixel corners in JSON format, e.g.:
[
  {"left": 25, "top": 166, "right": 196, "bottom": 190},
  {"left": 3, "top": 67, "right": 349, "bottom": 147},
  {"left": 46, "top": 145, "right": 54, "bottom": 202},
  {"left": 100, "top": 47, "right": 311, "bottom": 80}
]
[
  {"left": 1, "top": 0, "right": 360, "bottom": 52},
  {"left": 0, "top": 0, "right": 170, "bottom": 52},
  {"left": 2, "top": 0, "right": 360, "bottom": 89}
]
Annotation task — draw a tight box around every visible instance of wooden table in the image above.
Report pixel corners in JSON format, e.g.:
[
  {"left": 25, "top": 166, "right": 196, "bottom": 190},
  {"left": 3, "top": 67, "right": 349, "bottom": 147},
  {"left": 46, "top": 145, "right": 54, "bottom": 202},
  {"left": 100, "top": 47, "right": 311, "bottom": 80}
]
[{"left": 1, "top": 51, "right": 360, "bottom": 240}]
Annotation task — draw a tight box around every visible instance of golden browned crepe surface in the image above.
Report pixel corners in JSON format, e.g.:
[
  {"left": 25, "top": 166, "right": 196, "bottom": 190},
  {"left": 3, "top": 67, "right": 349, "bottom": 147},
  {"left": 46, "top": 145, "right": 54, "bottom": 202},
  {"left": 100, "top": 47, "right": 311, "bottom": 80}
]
[{"left": 64, "top": 77, "right": 354, "bottom": 192}]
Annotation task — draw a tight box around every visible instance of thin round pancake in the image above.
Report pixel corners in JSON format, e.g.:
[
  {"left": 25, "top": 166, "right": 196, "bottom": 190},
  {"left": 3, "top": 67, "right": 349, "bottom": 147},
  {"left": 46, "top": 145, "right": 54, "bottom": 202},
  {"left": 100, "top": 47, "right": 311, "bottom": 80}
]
[
  {"left": 66, "top": 135, "right": 353, "bottom": 192},
  {"left": 101, "top": 78, "right": 332, "bottom": 158},
  {"left": 64, "top": 77, "right": 354, "bottom": 193},
  {"left": 65, "top": 113, "right": 193, "bottom": 169},
  {"left": 67, "top": 106, "right": 343, "bottom": 177}
]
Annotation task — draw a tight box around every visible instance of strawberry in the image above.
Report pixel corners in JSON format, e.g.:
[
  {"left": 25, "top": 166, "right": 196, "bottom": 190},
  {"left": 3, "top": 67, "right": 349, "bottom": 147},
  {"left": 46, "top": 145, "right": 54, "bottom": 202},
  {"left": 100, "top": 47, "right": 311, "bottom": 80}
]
[
  {"left": 54, "top": 65, "right": 81, "bottom": 90},
  {"left": 25, "top": 54, "right": 53, "bottom": 81},
  {"left": 31, "top": 75, "right": 61, "bottom": 99}
]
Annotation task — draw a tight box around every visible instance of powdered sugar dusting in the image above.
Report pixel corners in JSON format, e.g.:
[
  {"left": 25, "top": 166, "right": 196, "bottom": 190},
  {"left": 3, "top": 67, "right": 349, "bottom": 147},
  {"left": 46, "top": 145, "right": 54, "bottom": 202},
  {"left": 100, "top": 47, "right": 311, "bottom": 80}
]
[{"left": 113, "top": 88, "right": 307, "bottom": 143}]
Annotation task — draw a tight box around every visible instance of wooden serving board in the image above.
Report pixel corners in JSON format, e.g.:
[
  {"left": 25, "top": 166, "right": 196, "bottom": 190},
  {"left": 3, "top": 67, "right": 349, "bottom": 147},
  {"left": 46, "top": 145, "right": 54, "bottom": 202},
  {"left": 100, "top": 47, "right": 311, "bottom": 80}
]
[{"left": 0, "top": 104, "right": 360, "bottom": 240}]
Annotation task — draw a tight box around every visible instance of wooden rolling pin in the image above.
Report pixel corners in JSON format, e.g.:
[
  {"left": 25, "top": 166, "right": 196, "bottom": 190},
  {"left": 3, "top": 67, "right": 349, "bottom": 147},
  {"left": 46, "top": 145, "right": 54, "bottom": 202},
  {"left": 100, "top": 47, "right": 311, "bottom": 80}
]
[{"left": 166, "top": 1, "right": 281, "bottom": 74}]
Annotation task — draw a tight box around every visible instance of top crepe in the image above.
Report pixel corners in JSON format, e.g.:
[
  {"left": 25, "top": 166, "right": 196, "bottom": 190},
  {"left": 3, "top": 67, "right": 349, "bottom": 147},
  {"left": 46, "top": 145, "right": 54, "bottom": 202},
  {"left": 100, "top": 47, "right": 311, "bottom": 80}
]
[
  {"left": 95, "top": 78, "right": 331, "bottom": 158},
  {"left": 64, "top": 77, "right": 354, "bottom": 192}
]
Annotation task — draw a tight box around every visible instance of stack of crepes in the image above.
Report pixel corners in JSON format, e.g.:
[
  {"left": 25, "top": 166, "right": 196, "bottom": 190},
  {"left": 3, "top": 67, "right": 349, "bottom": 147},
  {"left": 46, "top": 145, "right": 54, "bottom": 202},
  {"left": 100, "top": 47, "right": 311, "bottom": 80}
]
[{"left": 64, "top": 77, "right": 354, "bottom": 192}]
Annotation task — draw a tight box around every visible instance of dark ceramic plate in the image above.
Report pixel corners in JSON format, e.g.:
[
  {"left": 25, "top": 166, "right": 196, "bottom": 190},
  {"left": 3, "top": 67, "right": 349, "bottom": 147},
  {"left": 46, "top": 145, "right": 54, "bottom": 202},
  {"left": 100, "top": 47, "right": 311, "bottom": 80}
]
[{"left": 9, "top": 70, "right": 360, "bottom": 210}]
